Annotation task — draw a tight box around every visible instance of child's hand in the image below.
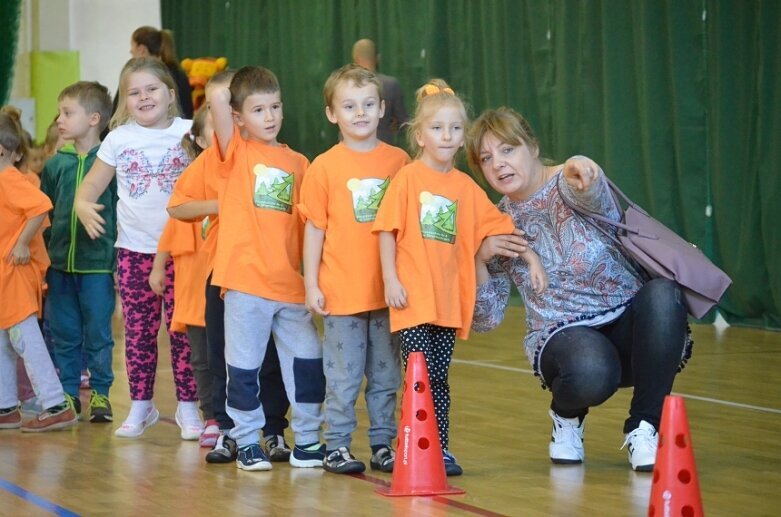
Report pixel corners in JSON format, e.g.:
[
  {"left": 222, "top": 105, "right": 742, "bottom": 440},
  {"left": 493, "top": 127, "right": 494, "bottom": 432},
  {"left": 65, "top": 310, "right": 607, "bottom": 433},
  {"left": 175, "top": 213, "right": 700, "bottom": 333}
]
[
  {"left": 7, "top": 243, "right": 31, "bottom": 265},
  {"left": 148, "top": 267, "right": 165, "bottom": 296},
  {"left": 563, "top": 156, "right": 601, "bottom": 192},
  {"left": 74, "top": 200, "right": 107, "bottom": 240},
  {"left": 384, "top": 279, "right": 408, "bottom": 310},
  {"left": 306, "top": 286, "right": 330, "bottom": 316}
]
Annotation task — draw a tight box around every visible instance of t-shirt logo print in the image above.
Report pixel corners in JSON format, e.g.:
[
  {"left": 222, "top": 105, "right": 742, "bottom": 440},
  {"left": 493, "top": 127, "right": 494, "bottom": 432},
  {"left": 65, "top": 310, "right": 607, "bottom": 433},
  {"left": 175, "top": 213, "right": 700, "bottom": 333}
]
[
  {"left": 419, "top": 191, "right": 457, "bottom": 244},
  {"left": 253, "top": 163, "right": 293, "bottom": 213},
  {"left": 346, "top": 176, "right": 391, "bottom": 223},
  {"left": 117, "top": 146, "right": 188, "bottom": 198}
]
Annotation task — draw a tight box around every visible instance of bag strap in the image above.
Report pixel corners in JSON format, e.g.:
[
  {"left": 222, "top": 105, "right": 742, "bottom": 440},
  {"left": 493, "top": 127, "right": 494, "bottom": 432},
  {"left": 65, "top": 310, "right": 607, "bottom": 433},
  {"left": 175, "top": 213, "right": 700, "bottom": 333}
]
[{"left": 557, "top": 175, "right": 659, "bottom": 241}]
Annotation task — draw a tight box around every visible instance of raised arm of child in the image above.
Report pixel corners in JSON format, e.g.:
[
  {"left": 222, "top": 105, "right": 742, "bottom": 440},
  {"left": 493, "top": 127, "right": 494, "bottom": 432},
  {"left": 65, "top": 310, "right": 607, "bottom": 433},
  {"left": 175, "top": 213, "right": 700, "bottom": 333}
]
[
  {"left": 74, "top": 159, "right": 116, "bottom": 240},
  {"left": 378, "top": 231, "right": 407, "bottom": 309},
  {"left": 167, "top": 200, "right": 219, "bottom": 222},
  {"left": 206, "top": 85, "right": 234, "bottom": 160},
  {"left": 303, "top": 221, "right": 329, "bottom": 316},
  {"left": 148, "top": 250, "right": 170, "bottom": 296},
  {"left": 7, "top": 213, "right": 47, "bottom": 265}
]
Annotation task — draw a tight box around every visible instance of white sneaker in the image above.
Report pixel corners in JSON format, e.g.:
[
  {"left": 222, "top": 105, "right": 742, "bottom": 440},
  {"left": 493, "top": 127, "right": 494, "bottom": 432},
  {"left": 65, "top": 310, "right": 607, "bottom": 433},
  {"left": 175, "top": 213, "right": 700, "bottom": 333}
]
[
  {"left": 621, "top": 420, "right": 658, "bottom": 472},
  {"left": 549, "top": 409, "right": 585, "bottom": 464},
  {"left": 115, "top": 403, "right": 160, "bottom": 438},
  {"left": 175, "top": 402, "right": 204, "bottom": 440}
]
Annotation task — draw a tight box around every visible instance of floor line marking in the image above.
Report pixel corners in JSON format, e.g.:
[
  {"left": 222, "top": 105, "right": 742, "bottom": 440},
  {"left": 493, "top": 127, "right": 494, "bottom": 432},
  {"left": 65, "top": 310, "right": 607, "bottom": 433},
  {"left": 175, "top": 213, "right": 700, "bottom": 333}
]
[{"left": 0, "top": 477, "right": 80, "bottom": 516}]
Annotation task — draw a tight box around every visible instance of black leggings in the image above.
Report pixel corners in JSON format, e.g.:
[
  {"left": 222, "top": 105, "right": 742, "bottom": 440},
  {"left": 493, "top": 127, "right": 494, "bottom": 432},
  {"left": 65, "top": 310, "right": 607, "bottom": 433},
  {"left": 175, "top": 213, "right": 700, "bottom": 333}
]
[{"left": 540, "top": 279, "right": 688, "bottom": 433}]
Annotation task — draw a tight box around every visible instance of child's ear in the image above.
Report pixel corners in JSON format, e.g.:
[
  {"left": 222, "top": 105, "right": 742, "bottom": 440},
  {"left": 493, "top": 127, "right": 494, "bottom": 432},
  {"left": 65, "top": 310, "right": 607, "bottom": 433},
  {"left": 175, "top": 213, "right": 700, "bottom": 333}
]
[
  {"left": 378, "top": 99, "right": 386, "bottom": 119},
  {"left": 414, "top": 130, "right": 425, "bottom": 149},
  {"left": 89, "top": 112, "right": 101, "bottom": 128},
  {"left": 325, "top": 106, "right": 338, "bottom": 125},
  {"left": 232, "top": 111, "right": 243, "bottom": 127}
]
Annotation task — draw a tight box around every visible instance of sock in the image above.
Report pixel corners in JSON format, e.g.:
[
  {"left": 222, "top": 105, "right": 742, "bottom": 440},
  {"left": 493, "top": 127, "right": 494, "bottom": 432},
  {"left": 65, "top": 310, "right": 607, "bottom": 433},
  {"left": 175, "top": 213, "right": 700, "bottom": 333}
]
[{"left": 297, "top": 441, "right": 321, "bottom": 451}]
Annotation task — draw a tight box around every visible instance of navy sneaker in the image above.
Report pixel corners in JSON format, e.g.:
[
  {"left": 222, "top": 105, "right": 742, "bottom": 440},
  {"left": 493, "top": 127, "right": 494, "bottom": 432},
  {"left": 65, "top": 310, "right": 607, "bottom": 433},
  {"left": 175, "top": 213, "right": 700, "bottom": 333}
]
[
  {"left": 206, "top": 433, "right": 238, "bottom": 464},
  {"left": 289, "top": 442, "right": 326, "bottom": 468},
  {"left": 443, "top": 449, "right": 463, "bottom": 476},
  {"left": 236, "top": 443, "right": 272, "bottom": 471},
  {"left": 324, "top": 447, "right": 366, "bottom": 474},
  {"left": 369, "top": 445, "right": 395, "bottom": 472}
]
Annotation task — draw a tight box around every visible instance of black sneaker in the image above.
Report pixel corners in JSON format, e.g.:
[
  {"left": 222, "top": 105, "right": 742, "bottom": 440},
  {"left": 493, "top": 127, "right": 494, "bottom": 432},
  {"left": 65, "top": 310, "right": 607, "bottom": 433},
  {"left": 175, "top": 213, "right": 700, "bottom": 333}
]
[
  {"left": 264, "top": 434, "right": 292, "bottom": 462},
  {"left": 369, "top": 445, "right": 395, "bottom": 472},
  {"left": 206, "top": 433, "right": 238, "bottom": 464},
  {"left": 442, "top": 449, "right": 463, "bottom": 476},
  {"left": 324, "top": 447, "right": 366, "bottom": 474},
  {"left": 88, "top": 391, "right": 113, "bottom": 423},
  {"left": 236, "top": 443, "right": 272, "bottom": 471},
  {"left": 289, "top": 442, "right": 326, "bottom": 468},
  {"left": 65, "top": 393, "right": 81, "bottom": 420}
]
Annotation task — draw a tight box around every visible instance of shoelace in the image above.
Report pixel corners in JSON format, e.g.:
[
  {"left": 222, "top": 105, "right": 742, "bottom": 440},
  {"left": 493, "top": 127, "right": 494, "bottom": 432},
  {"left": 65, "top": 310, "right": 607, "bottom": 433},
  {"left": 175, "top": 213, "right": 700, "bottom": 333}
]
[
  {"left": 90, "top": 393, "right": 109, "bottom": 409},
  {"left": 620, "top": 427, "right": 657, "bottom": 452},
  {"left": 552, "top": 417, "right": 583, "bottom": 444}
]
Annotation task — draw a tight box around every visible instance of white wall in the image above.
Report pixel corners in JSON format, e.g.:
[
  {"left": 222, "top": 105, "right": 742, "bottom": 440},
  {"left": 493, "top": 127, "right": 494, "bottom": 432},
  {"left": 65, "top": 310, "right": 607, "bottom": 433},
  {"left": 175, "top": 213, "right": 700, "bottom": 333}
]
[{"left": 11, "top": 0, "right": 161, "bottom": 102}]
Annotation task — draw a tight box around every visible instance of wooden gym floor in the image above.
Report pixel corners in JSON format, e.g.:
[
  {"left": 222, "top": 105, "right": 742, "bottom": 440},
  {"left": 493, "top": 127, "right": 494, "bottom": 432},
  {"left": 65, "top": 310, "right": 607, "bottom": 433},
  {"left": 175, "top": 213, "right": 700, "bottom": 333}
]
[{"left": 1, "top": 306, "right": 780, "bottom": 516}]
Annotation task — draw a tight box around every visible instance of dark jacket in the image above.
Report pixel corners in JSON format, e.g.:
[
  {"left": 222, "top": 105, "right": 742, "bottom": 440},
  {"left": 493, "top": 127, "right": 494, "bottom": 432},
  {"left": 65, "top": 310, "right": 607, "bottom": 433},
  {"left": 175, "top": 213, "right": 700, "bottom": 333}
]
[{"left": 40, "top": 144, "right": 117, "bottom": 273}]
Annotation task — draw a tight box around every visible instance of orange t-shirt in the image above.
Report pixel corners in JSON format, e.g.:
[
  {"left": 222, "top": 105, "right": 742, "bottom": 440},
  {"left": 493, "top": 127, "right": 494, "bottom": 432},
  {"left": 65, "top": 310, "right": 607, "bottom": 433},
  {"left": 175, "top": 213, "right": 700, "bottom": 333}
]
[
  {"left": 298, "top": 142, "right": 410, "bottom": 315},
  {"left": 372, "top": 160, "right": 515, "bottom": 339},
  {"left": 157, "top": 217, "right": 209, "bottom": 332},
  {"left": 167, "top": 147, "right": 223, "bottom": 273},
  {"left": 0, "top": 166, "right": 52, "bottom": 328},
  {"left": 212, "top": 127, "right": 310, "bottom": 302},
  {"left": 23, "top": 171, "right": 41, "bottom": 188}
]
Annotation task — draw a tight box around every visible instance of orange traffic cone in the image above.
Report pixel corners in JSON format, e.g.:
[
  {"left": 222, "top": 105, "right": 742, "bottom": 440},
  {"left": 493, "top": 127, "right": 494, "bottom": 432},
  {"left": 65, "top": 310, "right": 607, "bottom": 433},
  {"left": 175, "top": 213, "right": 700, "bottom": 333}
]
[
  {"left": 648, "top": 395, "right": 704, "bottom": 517},
  {"left": 377, "top": 351, "right": 464, "bottom": 497}
]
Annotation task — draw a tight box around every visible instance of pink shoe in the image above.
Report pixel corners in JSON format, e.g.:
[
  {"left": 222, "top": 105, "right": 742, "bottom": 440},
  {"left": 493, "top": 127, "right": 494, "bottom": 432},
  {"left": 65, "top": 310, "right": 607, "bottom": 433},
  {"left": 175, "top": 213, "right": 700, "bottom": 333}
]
[{"left": 200, "top": 419, "right": 220, "bottom": 447}]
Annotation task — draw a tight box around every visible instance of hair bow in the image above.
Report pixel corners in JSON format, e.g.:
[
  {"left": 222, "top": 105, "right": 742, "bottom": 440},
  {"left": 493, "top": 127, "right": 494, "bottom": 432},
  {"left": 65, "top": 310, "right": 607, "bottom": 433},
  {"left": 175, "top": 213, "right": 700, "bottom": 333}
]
[{"left": 422, "top": 84, "right": 455, "bottom": 97}]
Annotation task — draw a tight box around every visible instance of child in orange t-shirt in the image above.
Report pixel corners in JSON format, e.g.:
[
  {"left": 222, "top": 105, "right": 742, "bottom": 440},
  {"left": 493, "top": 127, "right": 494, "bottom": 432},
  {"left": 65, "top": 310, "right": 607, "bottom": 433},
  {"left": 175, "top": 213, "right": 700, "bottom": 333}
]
[
  {"left": 208, "top": 66, "right": 324, "bottom": 471},
  {"left": 299, "top": 64, "right": 410, "bottom": 474},
  {"left": 0, "top": 111, "right": 77, "bottom": 432},
  {"left": 373, "top": 80, "right": 546, "bottom": 476}
]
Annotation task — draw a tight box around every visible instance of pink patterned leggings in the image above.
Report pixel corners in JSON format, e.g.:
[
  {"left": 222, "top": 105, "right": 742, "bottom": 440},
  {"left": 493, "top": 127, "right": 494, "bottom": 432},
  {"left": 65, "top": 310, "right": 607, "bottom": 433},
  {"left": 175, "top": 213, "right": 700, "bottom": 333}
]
[{"left": 116, "top": 248, "right": 197, "bottom": 402}]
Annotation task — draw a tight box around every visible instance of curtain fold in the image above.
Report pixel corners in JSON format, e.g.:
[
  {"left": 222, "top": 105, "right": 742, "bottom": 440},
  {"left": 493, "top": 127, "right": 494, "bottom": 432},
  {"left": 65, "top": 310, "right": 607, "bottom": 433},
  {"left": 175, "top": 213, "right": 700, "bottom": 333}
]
[
  {"left": 0, "top": 0, "right": 22, "bottom": 105},
  {"left": 161, "top": 0, "right": 780, "bottom": 328}
]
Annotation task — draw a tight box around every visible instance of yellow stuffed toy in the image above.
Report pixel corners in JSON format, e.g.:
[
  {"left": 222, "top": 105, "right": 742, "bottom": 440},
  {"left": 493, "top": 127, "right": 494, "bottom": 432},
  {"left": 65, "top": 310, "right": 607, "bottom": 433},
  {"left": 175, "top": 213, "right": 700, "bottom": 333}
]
[{"left": 181, "top": 57, "right": 229, "bottom": 111}]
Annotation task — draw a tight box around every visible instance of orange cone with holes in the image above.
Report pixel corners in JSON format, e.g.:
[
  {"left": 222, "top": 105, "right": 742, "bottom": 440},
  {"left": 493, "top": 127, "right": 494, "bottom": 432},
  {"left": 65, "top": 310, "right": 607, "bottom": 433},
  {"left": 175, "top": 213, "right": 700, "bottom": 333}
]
[
  {"left": 376, "top": 351, "right": 464, "bottom": 497},
  {"left": 647, "top": 395, "right": 704, "bottom": 517}
]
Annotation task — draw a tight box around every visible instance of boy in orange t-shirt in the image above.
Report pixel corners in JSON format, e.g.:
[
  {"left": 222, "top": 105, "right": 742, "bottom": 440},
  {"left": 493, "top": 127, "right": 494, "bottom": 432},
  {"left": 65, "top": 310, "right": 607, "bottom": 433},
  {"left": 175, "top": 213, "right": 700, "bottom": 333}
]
[
  {"left": 299, "top": 64, "right": 410, "bottom": 474},
  {"left": 0, "top": 112, "right": 77, "bottom": 432},
  {"left": 208, "top": 66, "right": 324, "bottom": 472}
]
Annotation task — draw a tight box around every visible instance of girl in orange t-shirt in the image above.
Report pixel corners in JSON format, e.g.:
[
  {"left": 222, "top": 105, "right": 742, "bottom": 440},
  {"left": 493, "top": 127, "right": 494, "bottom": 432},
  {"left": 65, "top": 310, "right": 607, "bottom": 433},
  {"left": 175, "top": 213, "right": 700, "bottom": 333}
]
[
  {"left": 374, "top": 80, "right": 546, "bottom": 477},
  {"left": 0, "top": 112, "right": 77, "bottom": 432}
]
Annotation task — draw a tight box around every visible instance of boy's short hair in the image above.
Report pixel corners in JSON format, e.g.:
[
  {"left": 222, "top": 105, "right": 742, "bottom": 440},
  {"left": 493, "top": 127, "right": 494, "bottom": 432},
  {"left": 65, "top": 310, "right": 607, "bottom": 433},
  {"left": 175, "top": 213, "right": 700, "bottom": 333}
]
[
  {"left": 229, "top": 66, "right": 280, "bottom": 111},
  {"left": 0, "top": 111, "right": 24, "bottom": 155},
  {"left": 323, "top": 64, "right": 383, "bottom": 109},
  {"left": 58, "top": 81, "right": 113, "bottom": 133}
]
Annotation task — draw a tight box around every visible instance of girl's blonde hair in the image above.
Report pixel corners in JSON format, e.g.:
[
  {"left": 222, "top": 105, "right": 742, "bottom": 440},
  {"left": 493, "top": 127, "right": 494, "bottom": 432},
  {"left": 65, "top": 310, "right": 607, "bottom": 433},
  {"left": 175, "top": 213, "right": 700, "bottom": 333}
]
[
  {"left": 110, "top": 57, "right": 180, "bottom": 130},
  {"left": 181, "top": 105, "right": 209, "bottom": 160},
  {"left": 405, "top": 78, "right": 468, "bottom": 159}
]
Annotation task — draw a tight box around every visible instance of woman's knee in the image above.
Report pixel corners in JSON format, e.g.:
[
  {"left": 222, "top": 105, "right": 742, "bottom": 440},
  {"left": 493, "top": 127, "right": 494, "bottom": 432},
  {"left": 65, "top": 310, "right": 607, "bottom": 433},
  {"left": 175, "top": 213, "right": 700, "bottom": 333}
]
[{"left": 634, "top": 278, "right": 686, "bottom": 317}]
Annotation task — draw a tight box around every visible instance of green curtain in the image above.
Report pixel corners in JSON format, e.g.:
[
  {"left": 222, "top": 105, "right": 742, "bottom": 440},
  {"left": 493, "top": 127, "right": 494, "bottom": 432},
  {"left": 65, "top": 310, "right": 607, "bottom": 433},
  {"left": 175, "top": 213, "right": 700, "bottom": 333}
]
[
  {"left": 162, "top": 0, "right": 780, "bottom": 329},
  {"left": 0, "top": 0, "right": 22, "bottom": 105}
]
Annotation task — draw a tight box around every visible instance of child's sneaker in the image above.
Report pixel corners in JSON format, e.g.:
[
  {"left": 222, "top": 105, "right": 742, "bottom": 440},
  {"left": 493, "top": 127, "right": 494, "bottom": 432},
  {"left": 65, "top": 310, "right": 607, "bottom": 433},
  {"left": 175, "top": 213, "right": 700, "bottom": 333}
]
[
  {"left": 114, "top": 403, "right": 159, "bottom": 438},
  {"left": 442, "top": 449, "right": 463, "bottom": 476},
  {"left": 200, "top": 419, "right": 220, "bottom": 448},
  {"left": 236, "top": 443, "right": 272, "bottom": 471},
  {"left": 621, "top": 420, "right": 658, "bottom": 472},
  {"left": 264, "top": 434, "right": 292, "bottom": 462},
  {"left": 88, "top": 391, "right": 113, "bottom": 423},
  {"left": 205, "top": 433, "right": 238, "bottom": 464},
  {"left": 21, "top": 401, "right": 78, "bottom": 432},
  {"left": 549, "top": 409, "right": 585, "bottom": 464},
  {"left": 65, "top": 393, "right": 82, "bottom": 420},
  {"left": 0, "top": 407, "right": 21, "bottom": 429},
  {"left": 369, "top": 445, "right": 395, "bottom": 472},
  {"left": 290, "top": 442, "right": 326, "bottom": 468},
  {"left": 323, "top": 446, "right": 366, "bottom": 474},
  {"left": 175, "top": 401, "right": 204, "bottom": 440}
]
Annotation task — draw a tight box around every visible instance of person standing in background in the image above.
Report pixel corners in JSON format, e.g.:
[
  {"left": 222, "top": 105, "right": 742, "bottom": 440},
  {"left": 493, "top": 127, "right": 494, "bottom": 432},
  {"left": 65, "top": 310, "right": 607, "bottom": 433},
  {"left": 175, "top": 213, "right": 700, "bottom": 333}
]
[{"left": 352, "top": 39, "right": 408, "bottom": 146}]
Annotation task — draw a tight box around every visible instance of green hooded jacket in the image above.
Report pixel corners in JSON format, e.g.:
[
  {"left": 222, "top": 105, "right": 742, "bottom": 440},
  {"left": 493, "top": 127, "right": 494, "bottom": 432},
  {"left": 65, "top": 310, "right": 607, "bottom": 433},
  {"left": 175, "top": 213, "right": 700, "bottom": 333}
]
[{"left": 40, "top": 144, "right": 117, "bottom": 273}]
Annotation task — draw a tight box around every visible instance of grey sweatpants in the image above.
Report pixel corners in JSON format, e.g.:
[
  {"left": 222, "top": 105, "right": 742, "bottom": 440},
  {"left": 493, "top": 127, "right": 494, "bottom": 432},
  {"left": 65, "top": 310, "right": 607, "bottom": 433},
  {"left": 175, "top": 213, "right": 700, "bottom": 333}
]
[
  {"left": 323, "top": 309, "right": 400, "bottom": 450},
  {"left": 224, "top": 290, "right": 324, "bottom": 447}
]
